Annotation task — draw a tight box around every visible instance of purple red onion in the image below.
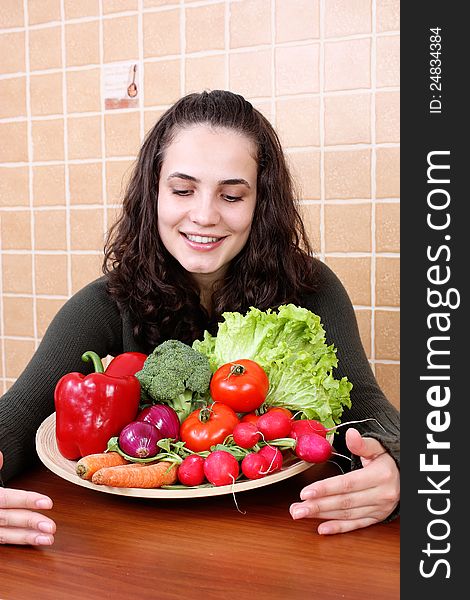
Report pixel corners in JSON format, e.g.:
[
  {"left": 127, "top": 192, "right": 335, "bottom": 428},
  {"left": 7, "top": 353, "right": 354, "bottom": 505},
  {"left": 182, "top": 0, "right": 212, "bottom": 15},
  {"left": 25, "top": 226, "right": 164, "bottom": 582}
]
[
  {"left": 118, "top": 421, "right": 163, "bottom": 458},
  {"left": 136, "top": 404, "right": 180, "bottom": 441}
]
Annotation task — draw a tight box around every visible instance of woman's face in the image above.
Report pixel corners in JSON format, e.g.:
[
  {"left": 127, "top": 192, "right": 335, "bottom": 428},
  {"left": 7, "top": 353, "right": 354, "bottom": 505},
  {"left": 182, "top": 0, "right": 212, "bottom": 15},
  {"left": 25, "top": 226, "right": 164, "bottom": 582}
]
[{"left": 157, "top": 125, "right": 258, "bottom": 290}]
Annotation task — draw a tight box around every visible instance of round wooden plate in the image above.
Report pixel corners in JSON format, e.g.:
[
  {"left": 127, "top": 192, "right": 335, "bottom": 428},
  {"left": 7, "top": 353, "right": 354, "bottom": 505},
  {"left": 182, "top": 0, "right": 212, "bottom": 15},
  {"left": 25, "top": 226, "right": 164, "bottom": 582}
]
[{"left": 36, "top": 413, "right": 322, "bottom": 499}]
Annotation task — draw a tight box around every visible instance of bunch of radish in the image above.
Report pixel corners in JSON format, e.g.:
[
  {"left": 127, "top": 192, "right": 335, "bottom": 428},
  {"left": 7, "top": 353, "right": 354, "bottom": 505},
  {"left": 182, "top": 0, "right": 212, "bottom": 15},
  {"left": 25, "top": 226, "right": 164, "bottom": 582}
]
[{"left": 176, "top": 408, "right": 337, "bottom": 487}]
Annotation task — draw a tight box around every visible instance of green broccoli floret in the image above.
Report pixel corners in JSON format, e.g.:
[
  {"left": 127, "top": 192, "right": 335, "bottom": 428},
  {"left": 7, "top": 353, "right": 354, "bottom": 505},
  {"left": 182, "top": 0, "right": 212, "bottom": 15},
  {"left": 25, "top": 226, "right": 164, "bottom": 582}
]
[{"left": 135, "top": 339, "right": 212, "bottom": 421}]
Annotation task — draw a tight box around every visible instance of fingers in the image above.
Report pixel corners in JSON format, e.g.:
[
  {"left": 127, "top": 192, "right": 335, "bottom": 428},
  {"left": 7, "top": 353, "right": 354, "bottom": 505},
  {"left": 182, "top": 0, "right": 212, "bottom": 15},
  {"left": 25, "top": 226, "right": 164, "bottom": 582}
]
[
  {"left": 0, "top": 487, "right": 53, "bottom": 511},
  {"left": 0, "top": 487, "right": 56, "bottom": 546},
  {"left": 345, "top": 428, "right": 387, "bottom": 463},
  {"left": 317, "top": 517, "right": 378, "bottom": 535}
]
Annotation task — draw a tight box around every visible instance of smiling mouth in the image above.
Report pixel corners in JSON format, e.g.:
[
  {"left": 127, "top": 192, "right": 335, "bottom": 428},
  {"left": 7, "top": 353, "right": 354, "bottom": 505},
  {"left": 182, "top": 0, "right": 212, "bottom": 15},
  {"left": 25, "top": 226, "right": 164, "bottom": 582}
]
[{"left": 183, "top": 233, "right": 224, "bottom": 244}]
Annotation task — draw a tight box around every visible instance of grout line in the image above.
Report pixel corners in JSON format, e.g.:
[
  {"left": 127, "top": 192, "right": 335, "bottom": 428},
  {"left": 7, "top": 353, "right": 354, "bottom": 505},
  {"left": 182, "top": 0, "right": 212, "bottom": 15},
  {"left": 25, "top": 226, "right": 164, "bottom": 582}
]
[
  {"left": 370, "top": 0, "right": 377, "bottom": 369},
  {"left": 138, "top": 0, "right": 145, "bottom": 141},
  {"left": 224, "top": 1, "right": 230, "bottom": 89},
  {"left": 99, "top": 0, "right": 108, "bottom": 240},
  {"left": 180, "top": 0, "right": 186, "bottom": 95},
  {"left": 0, "top": 221, "right": 4, "bottom": 392},
  {"left": 60, "top": 0, "right": 72, "bottom": 300},
  {"left": 319, "top": 0, "right": 325, "bottom": 260}
]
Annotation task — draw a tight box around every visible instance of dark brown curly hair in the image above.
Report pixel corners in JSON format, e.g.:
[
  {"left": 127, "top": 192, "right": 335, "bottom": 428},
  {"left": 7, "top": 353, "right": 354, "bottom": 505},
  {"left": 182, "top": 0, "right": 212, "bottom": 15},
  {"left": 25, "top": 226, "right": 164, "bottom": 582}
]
[{"left": 103, "top": 90, "right": 318, "bottom": 351}]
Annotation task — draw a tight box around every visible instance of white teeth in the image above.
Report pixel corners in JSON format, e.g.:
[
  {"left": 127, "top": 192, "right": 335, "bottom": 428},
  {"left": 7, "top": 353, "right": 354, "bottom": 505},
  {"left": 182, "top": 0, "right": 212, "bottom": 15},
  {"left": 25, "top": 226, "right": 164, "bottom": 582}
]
[{"left": 186, "top": 234, "right": 220, "bottom": 243}]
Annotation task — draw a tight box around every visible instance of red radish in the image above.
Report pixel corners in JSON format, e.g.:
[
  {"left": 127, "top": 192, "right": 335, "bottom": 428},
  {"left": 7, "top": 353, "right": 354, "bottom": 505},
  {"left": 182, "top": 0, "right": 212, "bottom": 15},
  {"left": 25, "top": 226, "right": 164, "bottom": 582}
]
[
  {"left": 203, "top": 450, "right": 240, "bottom": 486},
  {"left": 258, "top": 445, "right": 283, "bottom": 473},
  {"left": 294, "top": 433, "right": 332, "bottom": 463},
  {"left": 232, "top": 422, "right": 261, "bottom": 449},
  {"left": 177, "top": 455, "right": 205, "bottom": 486},
  {"left": 290, "top": 419, "right": 327, "bottom": 439},
  {"left": 257, "top": 411, "right": 291, "bottom": 440},
  {"left": 241, "top": 452, "right": 270, "bottom": 480}
]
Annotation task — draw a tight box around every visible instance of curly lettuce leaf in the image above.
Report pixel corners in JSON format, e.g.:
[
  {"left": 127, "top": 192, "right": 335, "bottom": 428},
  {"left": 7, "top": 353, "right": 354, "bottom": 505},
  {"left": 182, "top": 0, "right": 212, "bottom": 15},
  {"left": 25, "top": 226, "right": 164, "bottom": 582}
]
[{"left": 193, "top": 304, "right": 352, "bottom": 426}]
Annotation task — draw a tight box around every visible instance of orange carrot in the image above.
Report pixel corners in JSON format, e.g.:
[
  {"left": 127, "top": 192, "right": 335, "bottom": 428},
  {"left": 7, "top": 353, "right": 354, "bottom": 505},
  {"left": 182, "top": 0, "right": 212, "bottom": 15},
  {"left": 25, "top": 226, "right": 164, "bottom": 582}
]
[
  {"left": 76, "top": 452, "right": 129, "bottom": 480},
  {"left": 91, "top": 461, "right": 178, "bottom": 488}
]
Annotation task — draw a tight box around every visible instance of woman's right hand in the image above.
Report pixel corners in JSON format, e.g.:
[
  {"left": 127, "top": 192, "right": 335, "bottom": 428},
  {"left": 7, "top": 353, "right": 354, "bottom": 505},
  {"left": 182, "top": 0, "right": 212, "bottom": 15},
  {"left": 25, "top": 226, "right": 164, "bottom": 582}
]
[{"left": 0, "top": 451, "right": 56, "bottom": 545}]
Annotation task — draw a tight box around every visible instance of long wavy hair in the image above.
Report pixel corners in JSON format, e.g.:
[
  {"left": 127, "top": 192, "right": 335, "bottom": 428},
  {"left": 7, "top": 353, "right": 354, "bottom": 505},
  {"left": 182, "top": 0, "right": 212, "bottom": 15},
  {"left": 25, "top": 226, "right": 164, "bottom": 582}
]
[{"left": 103, "top": 90, "right": 318, "bottom": 350}]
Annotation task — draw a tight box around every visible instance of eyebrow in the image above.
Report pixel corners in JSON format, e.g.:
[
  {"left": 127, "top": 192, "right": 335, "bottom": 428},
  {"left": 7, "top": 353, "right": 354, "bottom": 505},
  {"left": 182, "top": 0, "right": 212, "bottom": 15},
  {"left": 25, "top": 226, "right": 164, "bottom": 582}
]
[{"left": 167, "top": 172, "right": 251, "bottom": 189}]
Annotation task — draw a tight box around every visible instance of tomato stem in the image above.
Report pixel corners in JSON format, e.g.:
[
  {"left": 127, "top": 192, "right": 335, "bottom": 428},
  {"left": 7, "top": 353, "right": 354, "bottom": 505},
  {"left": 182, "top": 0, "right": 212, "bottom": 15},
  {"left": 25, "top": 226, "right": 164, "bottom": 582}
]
[
  {"left": 224, "top": 363, "right": 246, "bottom": 380},
  {"left": 198, "top": 406, "right": 213, "bottom": 423}
]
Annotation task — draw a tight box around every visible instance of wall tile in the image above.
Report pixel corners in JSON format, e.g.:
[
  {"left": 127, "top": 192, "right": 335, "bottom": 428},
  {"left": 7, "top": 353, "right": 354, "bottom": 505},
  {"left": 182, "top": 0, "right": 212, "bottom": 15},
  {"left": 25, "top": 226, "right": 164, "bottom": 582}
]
[
  {"left": 30, "top": 72, "right": 63, "bottom": 116},
  {"left": 143, "top": 9, "right": 180, "bottom": 58},
  {"left": 376, "top": 91, "right": 400, "bottom": 143},
  {"left": 35, "top": 254, "right": 68, "bottom": 295},
  {"left": 103, "top": 15, "right": 139, "bottom": 63},
  {"left": 70, "top": 208, "right": 104, "bottom": 250},
  {"left": 0, "top": 167, "right": 29, "bottom": 206},
  {"left": 67, "top": 68, "right": 101, "bottom": 113},
  {"left": 2, "top": 254, "right": 33, "bottom": 294},
  {"left": 185, "top": 55, "right": 225, "bottom": 94},
  {"left": 33, "top": 165, "right": 66, "bottom": 206},
  {"left": 0, "top": 122, "right": 28, "bottom": 163},
  {"left": 324, "top": 93, "right": 371, "bottom": 145},
  {"left": 71, "top": 254, "right": 103, "bottom": 293},
  {"left": 36, "top": 298, "right": 67, "bottom": 338},
  {"left": 32, "top": 119, "right": 65, "bottom": 162},
  {"left": 275, "top": 44, "right": 319, "bottom": 95},
  {"left": 28, "top": 0, "right": 61, "bottom": 25},
  {"left": 186, "top": 3, "right": 225, "bottom": 54},
  {"left": 3, "top": 297, "right": 34, "bottom": 337},
  {"left": 0, "top": 77, "right": 26, "bottom": 118},
  {"left": 375, "top": 362, "right": 400, "bottom": 409},
  {"left": 287, "top": 151, "right": 321, "bottom": 200},
  {"left": 325, "top": 0, "right": 371, "bottom": 37},
  {"left": 276, "top": 96, "right": 320, "bottom": 148},
  {"left": 144, "top": 0, "right": 177, "bottom": 6},
  {"left": 144, "top": 109, "right": 165, "bottom": 134},
  {"left": 298, "top": 203, "right": 321, "bottom": 252},
  {"left": 144, "top": 59, "right": 181, "bottom": 105},
  {"left": 4, "top": 340, "right": 36, "bottom": 379},
  {"left": 106, "top": 160, "right": 135, "bottom": 203},
  {"left": 29, "top": 26, "right": 62, "bottom": 71},
  {"left": 0, "top": 32, "right": 25, "bottom": 74},
  {"left": 103, "top": 0, "right": 139, "bottom": 13},
  {"left": 324, "top": 256, "right": 371, "bottom": 305},
  {"left": 104, "top": 111, "right": 141, "bottom": 157},
  {"left": 324, "top": 38, "right": 370, "bottom": 91},
  {"left": 376, "top": 257, "right": 400, "bottom": 306},
  {"left": 230, "top": 0, "right": 271, "bottom": 48},
  {"left": 64, "top": 0, "right": 99, "bottom": 19},
  {"left": 325, "top": 149, "right": 371, "bottom": 199},
  {"left": 376, "top": 202, "right": 399, "bottom": 252},
  {"left": 325, "top": 203, "right": 372, "bottom": 252},
  {"left": 377, "top": 0, "right": 400, "bottom": 33},
  {"left": 69, "top": 162, "right": 103, "bottom": 204},
  {"left": 230, "top": 49, "right": 272, "bottom": 98},
  {"left": 275, "top": 0, "right": 319, "bottom": 43},
  {"left": 375, "top": 310, "right": 400, "bottom": 360},
  {"left": 0, "top": 211, "right": 32, "bottom": 250},
  {"left": 376, "top": 35, "right": 400, "bottom": 87},
  {"left": 67, "top": 116, "right": 102, "bottom": 160},
  {"left": 34, "top": 209, "right": 67, "bottom": 250},
  {"left": 0, "top": 1, "right": 24, "bottom": 28},
  {"left": 355, "top": 308, "right": 372, "bottom": 356},
  {"left": 66, "top": 21, "right": 100, "bottom": 67},
  {"left": 376, "top": 147, "right": 399, "bottom": 198}
]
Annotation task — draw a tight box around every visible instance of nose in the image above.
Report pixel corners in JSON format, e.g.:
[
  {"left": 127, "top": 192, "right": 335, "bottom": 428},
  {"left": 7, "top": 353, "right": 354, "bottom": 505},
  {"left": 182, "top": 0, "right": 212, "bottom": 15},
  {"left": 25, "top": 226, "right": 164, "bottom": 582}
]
[{"left": 189, "top": 193, "right": 221, "bottom": 227}]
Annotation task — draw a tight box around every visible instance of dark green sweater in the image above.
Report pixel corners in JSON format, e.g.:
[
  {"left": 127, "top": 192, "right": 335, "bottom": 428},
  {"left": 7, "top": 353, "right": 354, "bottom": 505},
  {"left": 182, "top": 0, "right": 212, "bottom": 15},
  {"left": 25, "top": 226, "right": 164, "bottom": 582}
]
[{"left": 0, "top": 260, "right": 400, "bottom": 485}]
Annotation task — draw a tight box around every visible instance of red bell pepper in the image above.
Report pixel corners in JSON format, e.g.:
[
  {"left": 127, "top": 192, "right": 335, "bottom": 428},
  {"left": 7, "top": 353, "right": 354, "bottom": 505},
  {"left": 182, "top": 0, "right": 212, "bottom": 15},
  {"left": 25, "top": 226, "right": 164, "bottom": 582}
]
[
  {"left": 105, "top": 351, "right": 147, "bottom": 377},
  {"left": 54, "top": 351, "right": 142, "bottom": 460}
]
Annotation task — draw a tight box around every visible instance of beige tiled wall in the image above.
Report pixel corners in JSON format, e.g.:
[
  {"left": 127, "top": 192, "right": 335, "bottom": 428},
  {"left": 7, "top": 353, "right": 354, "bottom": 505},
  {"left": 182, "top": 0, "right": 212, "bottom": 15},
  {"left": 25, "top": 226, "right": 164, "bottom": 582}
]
[{"left": 0, "top": 0, "right": 400, "bottom": 408}]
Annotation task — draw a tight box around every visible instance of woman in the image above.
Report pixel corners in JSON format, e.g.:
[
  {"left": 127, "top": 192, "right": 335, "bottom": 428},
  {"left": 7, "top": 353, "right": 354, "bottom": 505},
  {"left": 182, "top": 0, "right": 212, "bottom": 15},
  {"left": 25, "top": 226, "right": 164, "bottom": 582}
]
[{"left": 0, "top": 90, "right": 399, "bottom": 545}]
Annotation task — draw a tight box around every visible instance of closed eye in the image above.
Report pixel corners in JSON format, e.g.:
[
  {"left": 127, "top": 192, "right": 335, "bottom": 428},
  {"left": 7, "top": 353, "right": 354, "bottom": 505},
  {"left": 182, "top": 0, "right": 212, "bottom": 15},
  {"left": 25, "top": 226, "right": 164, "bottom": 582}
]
[
  {"left": 172, "top": 189, "right": 193, "bottom": 196},
  {"left": 223, "top": 194, "right": 242, "bottom": 202}
]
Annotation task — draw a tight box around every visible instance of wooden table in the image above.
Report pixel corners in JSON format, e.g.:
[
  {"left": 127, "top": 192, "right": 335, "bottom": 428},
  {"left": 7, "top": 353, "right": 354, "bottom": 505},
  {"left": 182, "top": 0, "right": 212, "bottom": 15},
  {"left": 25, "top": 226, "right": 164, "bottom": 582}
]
[{"left": 3, "top": 462, "right": 400, "bottom": 600}]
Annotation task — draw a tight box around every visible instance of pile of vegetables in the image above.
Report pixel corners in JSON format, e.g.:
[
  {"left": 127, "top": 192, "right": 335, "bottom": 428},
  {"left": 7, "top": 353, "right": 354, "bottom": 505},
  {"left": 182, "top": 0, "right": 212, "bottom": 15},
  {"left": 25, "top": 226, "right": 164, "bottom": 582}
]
[{"left": 54, "top": 304, "right": 354, "bottom": 490}]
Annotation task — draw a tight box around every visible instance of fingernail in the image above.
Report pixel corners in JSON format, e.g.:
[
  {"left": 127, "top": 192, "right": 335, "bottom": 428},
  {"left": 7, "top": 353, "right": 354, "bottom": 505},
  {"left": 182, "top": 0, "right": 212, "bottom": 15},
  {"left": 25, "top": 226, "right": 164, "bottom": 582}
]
[
  {"left": 318, "top": 525, "right": 331, "bottom": 535},
  {"left": 35, "top": 535, "right": 53, "bottom": 545},
  {"left": 38, "top": 521, "right": 54, "bottom": 533},
  {"left": 300, "top": 490, "right": 316, "bottom": 500},
  {"left": 292, "top": 508, "right": 309, "bottom": 520},
  {"left": 35, "top": 498, "right": 52, "bottom": 509}
]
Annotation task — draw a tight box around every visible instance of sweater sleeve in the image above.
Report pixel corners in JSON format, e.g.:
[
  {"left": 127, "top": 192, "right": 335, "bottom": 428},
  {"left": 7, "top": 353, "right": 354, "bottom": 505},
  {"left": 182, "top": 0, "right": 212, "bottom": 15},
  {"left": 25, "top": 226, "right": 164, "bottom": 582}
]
[
  {"left": 0, "top": 277, "right": 124, "bottom": 484},
  {"left": 303, "top": 260, "right": 400, "bottom": 468}
]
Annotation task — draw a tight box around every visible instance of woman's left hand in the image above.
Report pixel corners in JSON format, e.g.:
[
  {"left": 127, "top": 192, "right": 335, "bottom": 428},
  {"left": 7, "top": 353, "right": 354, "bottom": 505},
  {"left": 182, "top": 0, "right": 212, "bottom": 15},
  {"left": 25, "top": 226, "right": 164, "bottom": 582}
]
[{"left": 289, "top": 427, "right": 400, "bottom": 535}]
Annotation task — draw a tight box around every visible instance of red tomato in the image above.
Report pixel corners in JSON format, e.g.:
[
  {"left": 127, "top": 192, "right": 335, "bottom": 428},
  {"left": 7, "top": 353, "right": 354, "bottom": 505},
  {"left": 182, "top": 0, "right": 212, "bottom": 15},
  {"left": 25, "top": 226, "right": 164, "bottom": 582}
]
[
  {"left": 240, "top": 412, "right": 259, "bottom": 425},
  {"left": 210, "top": 359, "right": 269, "bottom": 413},
  {"left": 180, "top": 402, "right": 240, "bottom": 452}
]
